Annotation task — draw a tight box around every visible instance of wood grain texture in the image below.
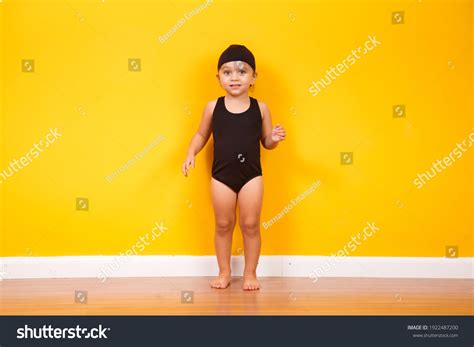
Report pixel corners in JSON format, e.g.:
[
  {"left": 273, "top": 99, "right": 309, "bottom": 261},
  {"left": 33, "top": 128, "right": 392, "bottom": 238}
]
[{"left": 1, "top": 277, "right": 472, "bottom": 315}]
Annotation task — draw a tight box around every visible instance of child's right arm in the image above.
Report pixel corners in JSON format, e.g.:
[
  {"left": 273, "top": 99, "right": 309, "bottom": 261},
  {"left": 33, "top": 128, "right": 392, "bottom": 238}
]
[{"left": 182, "top": 100, "right": 217, "bottom": 177}]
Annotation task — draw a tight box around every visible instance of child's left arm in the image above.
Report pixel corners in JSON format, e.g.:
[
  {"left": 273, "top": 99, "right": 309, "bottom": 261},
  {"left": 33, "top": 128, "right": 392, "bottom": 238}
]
[{"left": 259, "top": 101, "right": 286, "bottom": 149}]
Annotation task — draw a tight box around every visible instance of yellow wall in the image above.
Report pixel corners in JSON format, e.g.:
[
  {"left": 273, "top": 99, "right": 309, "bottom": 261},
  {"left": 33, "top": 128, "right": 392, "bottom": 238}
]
[
  {"left": 0, "top": 0, "right": 472, "bottom": 257},
  {"left": 0, "top": 0, "right": 4, "bottom": 255}
]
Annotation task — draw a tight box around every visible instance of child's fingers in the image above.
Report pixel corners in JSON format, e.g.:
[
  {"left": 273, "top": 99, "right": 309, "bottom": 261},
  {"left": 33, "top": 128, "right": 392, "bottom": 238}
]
[
  {"left": 184, "top": 159, "right": 193, "bottom": 175},
  {"left": 185, "top": 160, "right": 194, "bottom": 175},
  {"left": 273, "top": 128, "right": 283, "bottom": 134},
  {"left": 274, "top": 125, "right": 286, "bottom": 133},
  {"left": 182, "top": 162, "right": 187, "bottom": 177}
]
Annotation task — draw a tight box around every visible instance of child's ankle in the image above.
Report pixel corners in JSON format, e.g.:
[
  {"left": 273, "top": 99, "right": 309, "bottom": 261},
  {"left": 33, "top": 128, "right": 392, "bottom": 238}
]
[
  {"left": 219, "top": 270, "right": 231, "bottom": 276},
  {"left": 243, "top": 270, "right": 257, "bottom": 276}
]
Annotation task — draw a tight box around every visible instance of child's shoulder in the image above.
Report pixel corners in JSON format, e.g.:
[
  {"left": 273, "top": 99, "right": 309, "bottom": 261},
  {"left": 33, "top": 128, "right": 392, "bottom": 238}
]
[
  {"left": 207, "top": 98, "right": 219, "bottom": 107},
  {"left": 256, "top": 99, "right": 270, "bottom": 117},
  {"left": 256, "top": 99, "right": 268, "bottom": 109},
  {"left": 203, "top": 99, "right": 219, "bottom": 115}
]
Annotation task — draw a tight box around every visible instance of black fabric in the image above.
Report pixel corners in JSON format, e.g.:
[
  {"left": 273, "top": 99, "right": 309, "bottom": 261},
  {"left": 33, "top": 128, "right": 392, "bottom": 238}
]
[
  {"left": 211, "top": 96, "right": 262, "bottom": 193},
  {"left": 217, "top": 44, "right": 256, "bottom": 71}
]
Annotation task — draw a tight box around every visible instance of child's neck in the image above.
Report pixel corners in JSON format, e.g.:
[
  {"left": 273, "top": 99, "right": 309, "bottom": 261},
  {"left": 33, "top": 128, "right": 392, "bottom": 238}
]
[{"left": 225, "top": 93, "right": 249, "bottom": 102}]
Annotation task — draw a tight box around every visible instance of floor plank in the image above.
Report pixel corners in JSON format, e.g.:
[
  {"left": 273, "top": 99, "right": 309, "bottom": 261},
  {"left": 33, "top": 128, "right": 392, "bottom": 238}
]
[{"left": 1, "top": 277, "right": 472, "bottom": 315}]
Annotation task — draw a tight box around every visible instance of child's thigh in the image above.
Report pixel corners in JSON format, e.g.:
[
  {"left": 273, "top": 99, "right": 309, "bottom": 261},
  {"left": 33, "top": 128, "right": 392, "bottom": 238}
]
[
  {"left": 237, "top": 176, "right": 263, "bottom": 224},
  {"left": 211, "top": 178, "right": 238, "bottom": 224}
]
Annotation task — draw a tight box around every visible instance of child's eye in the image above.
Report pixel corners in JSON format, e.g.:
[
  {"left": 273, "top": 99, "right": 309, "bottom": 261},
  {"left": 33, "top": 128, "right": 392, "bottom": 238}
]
[{"left": 239, "top": 70, "right": 246, "bottom": 74}]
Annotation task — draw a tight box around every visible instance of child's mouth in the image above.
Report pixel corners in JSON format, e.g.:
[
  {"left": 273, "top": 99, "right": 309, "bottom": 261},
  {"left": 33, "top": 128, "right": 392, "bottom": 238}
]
[{"left": 230, "top": 84, "right": 241, "bottom": 88}]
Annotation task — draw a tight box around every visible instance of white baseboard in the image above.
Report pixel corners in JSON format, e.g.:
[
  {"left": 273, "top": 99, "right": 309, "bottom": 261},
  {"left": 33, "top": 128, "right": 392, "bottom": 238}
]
[{"left": 0, "top": 256, "right": 472, "bottom": 281}]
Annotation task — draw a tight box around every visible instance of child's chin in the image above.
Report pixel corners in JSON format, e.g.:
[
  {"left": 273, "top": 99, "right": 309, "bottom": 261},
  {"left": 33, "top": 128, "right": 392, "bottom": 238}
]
[{"left": 227, "top": 89, "right": 247, "bottom": 95}]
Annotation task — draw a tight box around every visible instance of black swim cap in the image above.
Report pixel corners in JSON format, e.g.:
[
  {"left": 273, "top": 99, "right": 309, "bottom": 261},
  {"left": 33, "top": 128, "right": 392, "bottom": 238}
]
[{"left": 217, "top": 44, "right": 256, "bottom": 71}]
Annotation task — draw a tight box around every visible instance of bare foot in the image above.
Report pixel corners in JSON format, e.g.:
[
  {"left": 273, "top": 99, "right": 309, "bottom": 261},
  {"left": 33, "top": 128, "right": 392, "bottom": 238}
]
[
  {"left": 210, "top": 273, "right": 231, "bottom": 289},
  {"left": 242, "top": 272, "right": 260, "bottom": 290}
]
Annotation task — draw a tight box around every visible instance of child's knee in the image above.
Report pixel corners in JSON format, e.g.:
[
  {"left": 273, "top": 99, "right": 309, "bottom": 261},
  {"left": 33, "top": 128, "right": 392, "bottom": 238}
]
[
  {"left": 239, "top": 219, "right": 260, "bottom": 235},
  {"left": 215, "top": 219, "right": 235, "bottom": 233}
]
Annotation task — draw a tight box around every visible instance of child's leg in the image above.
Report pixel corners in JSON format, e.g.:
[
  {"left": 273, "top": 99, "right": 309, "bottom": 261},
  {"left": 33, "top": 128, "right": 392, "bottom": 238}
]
[
  {"left": 210, "top": 177, "right": 237, "bottom": 288},
  {"left": 238, "top": 176, "right": 263, "bottom": 290}
]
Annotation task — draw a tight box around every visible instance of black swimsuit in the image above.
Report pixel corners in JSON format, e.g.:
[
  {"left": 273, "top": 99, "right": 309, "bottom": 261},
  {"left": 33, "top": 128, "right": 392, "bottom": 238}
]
[{"left": 211, "top": 96, "right": 262, "bottom": 193}]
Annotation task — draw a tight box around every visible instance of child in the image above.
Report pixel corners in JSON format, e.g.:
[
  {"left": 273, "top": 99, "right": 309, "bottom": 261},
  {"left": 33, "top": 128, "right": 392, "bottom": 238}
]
[{"left": 182, "top": 44, "right": 286, "bottom": 290}]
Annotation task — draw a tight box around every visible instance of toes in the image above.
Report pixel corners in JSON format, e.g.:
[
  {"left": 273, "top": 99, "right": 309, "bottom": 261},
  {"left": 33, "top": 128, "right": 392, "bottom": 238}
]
[
  {"left": 211, "top": 279, "right": 230, "bottom": 289},
  {"left": 243, "top": 280, "right": 259, "bottom": 290},
  {"left": 242, "top": 278, "right": 261, "bottom": 290}
]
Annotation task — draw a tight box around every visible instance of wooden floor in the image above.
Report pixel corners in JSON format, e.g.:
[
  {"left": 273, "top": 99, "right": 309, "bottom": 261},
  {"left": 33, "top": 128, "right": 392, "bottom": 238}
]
[{"left": 1, "top": 277, "right": 472, "bottom": 315}]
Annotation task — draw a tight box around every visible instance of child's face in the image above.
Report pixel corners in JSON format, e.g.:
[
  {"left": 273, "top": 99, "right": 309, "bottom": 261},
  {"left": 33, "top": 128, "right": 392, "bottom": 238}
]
[{"left": 216, "top": 61, "right": 256, "bottom": 96}]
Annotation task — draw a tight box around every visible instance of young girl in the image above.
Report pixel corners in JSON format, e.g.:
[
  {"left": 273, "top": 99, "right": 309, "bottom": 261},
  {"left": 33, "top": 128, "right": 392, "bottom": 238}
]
[{"left": 182, "top": 44, "right": 286, "bottom": 290}]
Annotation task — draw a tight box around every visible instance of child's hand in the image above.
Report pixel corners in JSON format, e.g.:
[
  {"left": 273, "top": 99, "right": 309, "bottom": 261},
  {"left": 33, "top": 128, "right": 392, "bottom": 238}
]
[
  {"left": 182, "top": 153, "right": 195, "bottom": 177},
  {"left": 271, "top": 124, "right": 286, "bottom": 143}
]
